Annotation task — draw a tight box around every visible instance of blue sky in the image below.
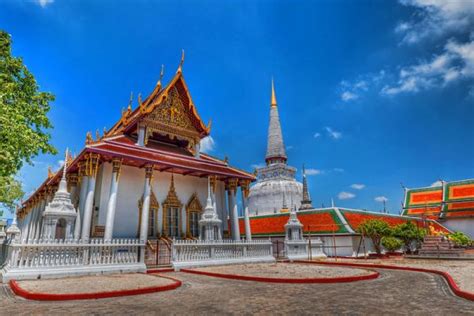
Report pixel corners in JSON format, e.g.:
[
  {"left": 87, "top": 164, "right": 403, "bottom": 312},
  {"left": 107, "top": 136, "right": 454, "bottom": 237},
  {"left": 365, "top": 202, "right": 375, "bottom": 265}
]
[{"left": 1, "top": 0, "right": 473, "bottom": 218}]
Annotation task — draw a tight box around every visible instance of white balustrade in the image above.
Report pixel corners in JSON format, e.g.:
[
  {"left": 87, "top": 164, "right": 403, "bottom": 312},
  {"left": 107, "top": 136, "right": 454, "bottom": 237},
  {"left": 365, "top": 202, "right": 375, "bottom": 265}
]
[
  {"left": 0, "top": 238, "right": 145, "bottom": 281},
  {"left": 171, "top": 239, "right": 275, "bottom": 269}
]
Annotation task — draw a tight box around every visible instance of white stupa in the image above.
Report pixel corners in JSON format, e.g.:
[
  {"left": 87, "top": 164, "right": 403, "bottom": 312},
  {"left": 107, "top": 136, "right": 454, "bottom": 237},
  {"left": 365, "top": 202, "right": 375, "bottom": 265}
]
[{"left": 248, "top": 80, "right": 302, "bottom": 215}]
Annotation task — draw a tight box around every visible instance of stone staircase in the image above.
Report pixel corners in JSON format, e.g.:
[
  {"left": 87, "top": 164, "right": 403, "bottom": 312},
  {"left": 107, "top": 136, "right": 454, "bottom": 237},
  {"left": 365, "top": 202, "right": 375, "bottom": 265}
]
[{"left": 418, "top": 236, "right": 465, "bottom": 257}]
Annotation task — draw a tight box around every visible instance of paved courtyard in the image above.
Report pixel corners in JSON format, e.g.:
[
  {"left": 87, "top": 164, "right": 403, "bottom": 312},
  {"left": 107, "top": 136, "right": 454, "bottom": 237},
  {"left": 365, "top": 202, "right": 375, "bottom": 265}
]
[{"left": 2, "top": 269, "right": 473, "bottom": 315}]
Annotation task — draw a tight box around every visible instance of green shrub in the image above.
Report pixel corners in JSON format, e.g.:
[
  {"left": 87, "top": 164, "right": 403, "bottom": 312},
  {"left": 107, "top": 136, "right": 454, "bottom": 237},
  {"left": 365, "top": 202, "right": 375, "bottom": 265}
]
[
  {"left": 357, "top": 219, "right": 392, "bottom": 255},
  {"left": 381, "top": 236, "right": 403, "bottom": 252},
  {"left": 448, "top": 232, "right": 471, "bottom": 247},
  {"left": 392, "top": 221, "right": 427, "bottom": 253}
]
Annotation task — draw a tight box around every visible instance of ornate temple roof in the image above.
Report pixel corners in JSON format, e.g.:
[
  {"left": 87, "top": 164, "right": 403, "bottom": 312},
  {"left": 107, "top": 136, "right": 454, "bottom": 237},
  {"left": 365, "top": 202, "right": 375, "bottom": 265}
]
[
  {"left": 238, "top": 208, "right": 450, "bottom": 237},
  {"left": 402, "top": 179, "right": 474, "bottom": 220},
  {"left": 19, "top": 60, "right": 255, "bottom": 216},
  {"left": 265, "top": 80, "right": 287, "bottom": 164}
]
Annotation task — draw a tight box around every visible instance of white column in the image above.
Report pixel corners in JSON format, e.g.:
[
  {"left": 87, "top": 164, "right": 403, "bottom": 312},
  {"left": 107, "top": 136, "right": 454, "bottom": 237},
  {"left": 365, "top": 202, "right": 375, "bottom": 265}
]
[
  {"left": 181, "top": 205, "right": 187, "bottom": 238},
  {"left": 75, "top": 173, "right": 89, "bottom": 239},
  {"left": 28, "top": 199, "right": 40, "bottom": 240},
  {"left": 34, "top": 196, "right": 47, "bottom": 239},
  {"left": 226, "top": 187, "right": 233, "bottom": 238},
  {"left": 240, "top": 181, "right": 252, "bottom": 241},
  {"left": 104, "top": 158, "right": 122, "bottom": 240},
  {"left": 136, "top": 126, "right": 146, "bottom": 146},
  {"left": 81, "top": 154, "right": 100, "bottom": 242},
  {"left": 228, "top": 179, "right": 240, "bottom": 240},
  {"left": 139, "top": 164, "right": 153, "bottom": 261}
]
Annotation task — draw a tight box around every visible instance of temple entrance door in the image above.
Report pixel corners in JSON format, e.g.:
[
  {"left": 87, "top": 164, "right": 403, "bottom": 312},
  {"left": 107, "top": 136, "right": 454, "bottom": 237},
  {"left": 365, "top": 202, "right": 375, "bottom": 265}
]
[{"left": 55, "top": 218, "right": 66, "bottom": 240}]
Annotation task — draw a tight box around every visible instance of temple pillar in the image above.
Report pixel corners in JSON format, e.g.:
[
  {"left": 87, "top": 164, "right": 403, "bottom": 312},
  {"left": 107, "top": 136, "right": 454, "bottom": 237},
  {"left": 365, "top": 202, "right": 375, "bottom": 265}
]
[
  {"left": 24, "top": 201, "right": 36, "bottom": 241},
  {"left": 228, "top": 179, "right": 240, "bottom": 240},
  {"left": 75, "top": 162, "right": 88, "bottom": 239},
  {"left": 139, "top": 164, "right": 153, "bottom": 260},
  {"left": 240, "top": 180, "right": 252, "bottom": 241},
  {"left": 81, "top": 153, "right": 101, "bottom": 242},
  {"left": 29, "top": 195, "right": 42, "bottom": 240},
  {"left": 226, "top": 185, "right": 233, "bottom": 238},
  {"left": 181, "top": 205, "right": 186, "bottom": 238},
  {"left": 104, "top": 158, "right": 122, "bottom": 240}
]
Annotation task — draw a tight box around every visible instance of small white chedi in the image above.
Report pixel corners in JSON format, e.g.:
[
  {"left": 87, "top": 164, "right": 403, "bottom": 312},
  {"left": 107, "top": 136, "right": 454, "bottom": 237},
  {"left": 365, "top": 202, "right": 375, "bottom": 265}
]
[
  {"left": 284, "top": 206, "right": 326, "bottom": 261},
  {"left": 40, "top": 149, "right": 77, "bottom": 240}
]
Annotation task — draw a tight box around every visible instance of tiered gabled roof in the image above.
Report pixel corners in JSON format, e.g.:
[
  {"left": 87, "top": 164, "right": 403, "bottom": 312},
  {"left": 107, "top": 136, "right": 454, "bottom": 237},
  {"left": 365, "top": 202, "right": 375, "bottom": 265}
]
[
  {"left": 107, "top": 70, "right": 211, "bottom": 141},
  {"left": 19, "top": 63, "right": 255, "bottom": 216},
  {"left": 402, "top": 179, "right": 474, "bottom": 220},
  {"left": 238, "top": 208, "right": 450, "bottom": 237}
]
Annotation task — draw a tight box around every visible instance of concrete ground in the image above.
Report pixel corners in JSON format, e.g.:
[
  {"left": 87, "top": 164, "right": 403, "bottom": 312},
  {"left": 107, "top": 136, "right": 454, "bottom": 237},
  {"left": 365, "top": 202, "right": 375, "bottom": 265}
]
[
  {"left": 1, "top": 269, "right": 473, "bottom": 315},
  {"left": 322, "top": 257, "right": 474, "bottom": 292}
]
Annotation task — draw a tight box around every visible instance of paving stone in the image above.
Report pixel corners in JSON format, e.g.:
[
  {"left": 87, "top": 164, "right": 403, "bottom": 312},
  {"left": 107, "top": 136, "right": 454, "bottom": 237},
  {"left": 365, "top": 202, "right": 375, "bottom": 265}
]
[{"left": 1, "top": 269, "right": 473, "bottom": 315}]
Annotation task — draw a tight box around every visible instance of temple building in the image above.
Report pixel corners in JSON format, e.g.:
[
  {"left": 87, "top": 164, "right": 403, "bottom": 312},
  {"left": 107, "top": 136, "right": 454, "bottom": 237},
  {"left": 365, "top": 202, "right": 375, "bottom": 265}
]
[
  {"left": 248, "top": 80, "right": 303, "bottom": 214},
  {"left": 402, "top": 179, "right": 474, "bottom": 238},
  {"left": 17, "top": 58, "right": 255, "bottom": 243}
]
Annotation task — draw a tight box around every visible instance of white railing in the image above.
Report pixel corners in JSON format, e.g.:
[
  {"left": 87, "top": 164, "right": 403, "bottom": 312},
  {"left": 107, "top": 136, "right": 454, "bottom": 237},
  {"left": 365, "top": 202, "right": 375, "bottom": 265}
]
[
  {"left": 172, "top": 239, "right": 274, "bottom": 269},
  {"left": 1, "top": 238, "right": 145, "bottom": 281}
]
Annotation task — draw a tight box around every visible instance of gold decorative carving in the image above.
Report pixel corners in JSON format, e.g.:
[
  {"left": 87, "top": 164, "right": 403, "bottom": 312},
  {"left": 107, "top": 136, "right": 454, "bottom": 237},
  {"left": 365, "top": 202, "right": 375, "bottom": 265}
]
[
  {"left": 84, "top": 153, "right": 101, "bottom": 177},
  {"left": 186, "top": 193, "right": 203, "bottom": 238},
  {"left": 162, "top": 174, "right": 183, "bottom": 237},
  {"left": 85, "top": 131, "right": 94, "bottom": 145},
  {"left": 47, "top": 166, "right": 55, "bottom": 179},
  {"left": 239, "top": 179, "right": 251, "bottom": 198},
  {"left": 227, "top": 178, "right": 239, "bottom": 194},
  {"left": 142, "top": 86, "right": 200, "bottom": 146},
  {"left": 112, "top": 158, "right": 122, "bottom": 181}
]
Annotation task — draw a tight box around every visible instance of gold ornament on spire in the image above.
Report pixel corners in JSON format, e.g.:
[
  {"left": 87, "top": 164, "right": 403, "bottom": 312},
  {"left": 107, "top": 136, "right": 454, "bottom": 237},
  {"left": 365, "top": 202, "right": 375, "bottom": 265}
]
[
  {"left": 103, "top": 126, "right": 108, "bottom": 138},
  {"left": 95, "top": 129, "right": 101, "bottom": 141},
  {"left": 85, "top": 131, "right": 93, "bottom": 145},
  {"left": 177, "top": 49, "right": 185, "bottom": 73},
  {"left": 271, "top": 78, "right": 277, "bottom": 107},
  {"left": 157, "top": 64, "right": 164, "bottom": 89},
  {"left": 47, "top": 166, "right": 54, "bottom": 178},
  {"left": 139, "top": 92, "right": 147, "bottom": 113}
]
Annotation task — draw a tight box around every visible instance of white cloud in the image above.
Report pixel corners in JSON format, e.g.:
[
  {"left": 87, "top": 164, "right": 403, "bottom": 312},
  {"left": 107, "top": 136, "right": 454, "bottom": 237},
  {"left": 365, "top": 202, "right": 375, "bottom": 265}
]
[
  {"left": 397, "top": 0, "right": 474, "bottom": 44},
  {"left": 333, "top": 168, "right": 345, "bottom": 173},
  {"left": 305, "top": 168, "right": 322, "bottom": 176},
  {"left": 341, "top": 91, "right": 359, "bottom": 102},
  {"left": 431, "top": 180, "right": 443, "bottom": 187},
  {"left": 325, "top": 127, "right": 342, "bottom": 140},
  {"left": 286, "top": 145, "right": 293, "bottom": 151},
  {"left": 200, "top": 136, "right": 216, "bottom": 153},
  {"left": 338, "top": 191, "right": 356, "bottom": 200},
  {"left": 339, "top": 71, "right": 386, "bottom": 102},
  {"left": 313, "top": 132, "right": 321, "bottom": 139},
  {"left": 374, "top": 196, "right": 388, "bottom": 203},
  {"left": 350, "top": 184, "right": 365, "bottom": 190},
  {"left": 381, "top": 40, "right": 474, "bottom": 96},
  {"left": 36, "top": 0, "right": 54, "bottom": 8}
]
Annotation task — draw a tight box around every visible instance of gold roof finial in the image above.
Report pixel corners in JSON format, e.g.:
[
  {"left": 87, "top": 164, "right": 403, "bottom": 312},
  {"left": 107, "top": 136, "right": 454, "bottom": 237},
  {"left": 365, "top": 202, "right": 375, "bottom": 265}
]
[
  {"left": 85, "top": 131, "right": 93, "bottom": 145},
  {"left": 95, "top": 129, "right": 101, "bottom": 141},
  {"left": 127, "top": 92, "right": 133, "bottom": 111},
  {"left": 271, "top": 77, "right": 277, "bottom": 107},
  {"left": 103, "top": 126, "right": 108, "bottom": 137},
  {"left": 47, "top": 166, "right": 54, "bottom": 178},
  {"left": 177, "top": 49, "right": 185, "bottom": 74}
]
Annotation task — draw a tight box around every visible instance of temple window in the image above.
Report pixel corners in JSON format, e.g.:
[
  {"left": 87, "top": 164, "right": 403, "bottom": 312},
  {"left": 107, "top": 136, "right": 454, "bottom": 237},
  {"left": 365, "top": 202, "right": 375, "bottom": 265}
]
[
  {"left": 55, "top": 218, "right": 66, "bottom": 240},
  {"left": 186, "top": 193, "right": 203, "bottom": 238},
  {"left": 162, "top": 175, "right": 183, "bottom": 238}
]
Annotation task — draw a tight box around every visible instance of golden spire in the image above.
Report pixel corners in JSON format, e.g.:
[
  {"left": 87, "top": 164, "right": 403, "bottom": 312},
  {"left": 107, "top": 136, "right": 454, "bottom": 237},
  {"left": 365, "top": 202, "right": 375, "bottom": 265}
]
[
  {"left": 177, "top": 49, "right": 185, "bottom": 74},
  {"left": 271, "top": 78, "right": 277, "bottom": 107}
]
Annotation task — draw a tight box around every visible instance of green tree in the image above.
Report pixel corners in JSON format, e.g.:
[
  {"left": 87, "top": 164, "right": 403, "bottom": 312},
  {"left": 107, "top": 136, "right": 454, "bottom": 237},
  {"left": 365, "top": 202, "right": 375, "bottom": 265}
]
[
  {"left": 0, "top": 30, "right": 56, "bottom": 211},
  {"left": 356, "top": 219, "right": 392, "bottom": 255},
  {"left": 381, "top": 236, "right": 403, "bottom": 252},
  {"left": 392, "top": 221, "right": 427, "bottom": 253}
]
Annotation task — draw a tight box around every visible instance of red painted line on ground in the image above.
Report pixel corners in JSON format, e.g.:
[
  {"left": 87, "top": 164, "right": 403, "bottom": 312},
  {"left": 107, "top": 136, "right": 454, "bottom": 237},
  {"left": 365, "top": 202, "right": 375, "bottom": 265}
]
[
  {"left": 295, "top": 260, "right": 474, "bottom": 301},
  {"left": 9, "top": 274, "right": 182, "bottom": 301},
  {"left": 181, "top": 268, "right": 379, "bottom": 284}
]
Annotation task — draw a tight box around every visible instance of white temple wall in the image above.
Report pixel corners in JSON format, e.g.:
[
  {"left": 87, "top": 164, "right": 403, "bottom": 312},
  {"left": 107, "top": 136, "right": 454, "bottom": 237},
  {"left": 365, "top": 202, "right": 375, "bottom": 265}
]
[
  {"left": 95, "top": 163, "right": 227, "bottom": 238},
  {"left": 442, "top": 218, "right": 473, "bottom": 238}
]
